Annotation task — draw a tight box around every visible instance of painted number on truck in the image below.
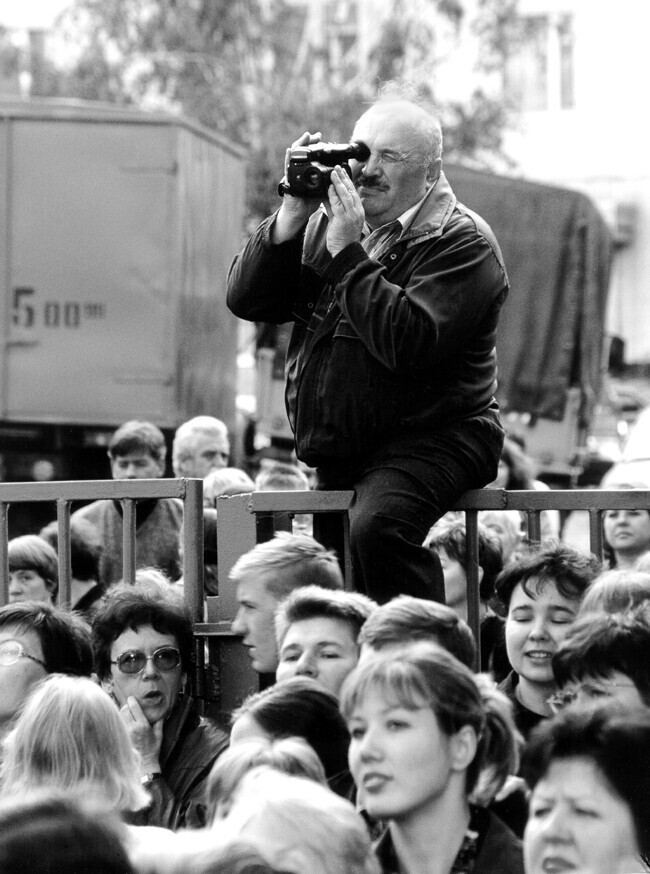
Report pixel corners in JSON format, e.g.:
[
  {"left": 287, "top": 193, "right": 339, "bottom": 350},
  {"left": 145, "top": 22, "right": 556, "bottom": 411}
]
[{"left": 12, "top": 288, "right": 106, "bottom": 329}]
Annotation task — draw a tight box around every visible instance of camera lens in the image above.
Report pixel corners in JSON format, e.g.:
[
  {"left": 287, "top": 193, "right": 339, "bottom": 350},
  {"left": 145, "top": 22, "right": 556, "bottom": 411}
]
[{"left": 302, "top": 167, "right": 322, "bottom": 189}]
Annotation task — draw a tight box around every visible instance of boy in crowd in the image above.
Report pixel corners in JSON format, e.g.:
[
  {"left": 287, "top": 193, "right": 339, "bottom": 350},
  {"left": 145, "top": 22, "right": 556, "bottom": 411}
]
[
  {"left": 72, "top": 420, "right": 182, "bottom": 586},
  {"left": 230, "top": 532, "right": 343, "bottom": 675},
  {"left": 274, "top": 585, "right": 376, "bottom": 695},
  {"left": 494, "top": 542, "right": 601, "bottom": 738},
  {"left": 357, "top": 594, "right": 477, "bottom": 669}
]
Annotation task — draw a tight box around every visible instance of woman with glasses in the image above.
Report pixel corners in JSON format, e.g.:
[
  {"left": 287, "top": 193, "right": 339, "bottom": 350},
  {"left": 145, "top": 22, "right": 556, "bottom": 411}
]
[
  {"left": 548, "top": 604, "right": 650, "bottom": 713},
  {"left": 92, "top": 574, "right": 228, "bottom": 830},
  {"left": 0, "top": 601, "right": 92, "bottom": 743}
]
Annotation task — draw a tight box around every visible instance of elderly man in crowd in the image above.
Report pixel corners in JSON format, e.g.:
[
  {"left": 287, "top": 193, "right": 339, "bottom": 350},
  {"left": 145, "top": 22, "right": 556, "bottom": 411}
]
[{"left": 172, "top": 416, "right": 230, "bottom": 479}]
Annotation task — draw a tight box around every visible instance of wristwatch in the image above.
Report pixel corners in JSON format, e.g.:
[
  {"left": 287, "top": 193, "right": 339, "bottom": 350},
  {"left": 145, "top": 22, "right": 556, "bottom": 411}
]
[{"left": 141, "top": 772, "right": 162, "bottom": 786}]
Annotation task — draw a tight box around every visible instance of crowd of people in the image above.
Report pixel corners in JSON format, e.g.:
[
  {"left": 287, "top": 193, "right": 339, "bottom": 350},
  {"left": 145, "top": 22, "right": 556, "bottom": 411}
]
[
  {"left": 0, "top": 408, "right": 649, "bottom": 873},
  {"left": 2, "top": 88, "right": 650, "bottom": 873}
]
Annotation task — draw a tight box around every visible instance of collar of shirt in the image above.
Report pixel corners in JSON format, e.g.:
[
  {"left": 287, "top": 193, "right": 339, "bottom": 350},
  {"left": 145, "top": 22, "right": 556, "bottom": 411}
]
[{"left": 361, "top": 186, "right": 432, "bottom": 259}]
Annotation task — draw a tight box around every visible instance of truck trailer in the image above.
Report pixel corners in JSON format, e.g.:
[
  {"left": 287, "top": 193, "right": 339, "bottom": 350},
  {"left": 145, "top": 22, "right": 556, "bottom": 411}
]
[{"left": 0, "top": 98, "right": 245, "bottom": 500}]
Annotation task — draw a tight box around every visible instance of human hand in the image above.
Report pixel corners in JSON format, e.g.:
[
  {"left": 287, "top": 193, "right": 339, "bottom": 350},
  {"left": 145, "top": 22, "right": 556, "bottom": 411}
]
[
  {"left": 273, "top": 131, "right": 324, "bottom": 243},
  {"left": 325, "top": 165, "right": 365, "bottom": 257},
  {"left": 120, "top": 695, "right": 163, "bottom": 773}
]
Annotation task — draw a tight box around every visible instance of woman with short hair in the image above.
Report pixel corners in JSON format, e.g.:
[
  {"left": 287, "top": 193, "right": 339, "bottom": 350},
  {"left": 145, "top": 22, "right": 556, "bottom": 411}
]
[
  {"left": 92, "top": 577, "right": 228, "bottom": 829},
  {"left": 522, "top": 705, "right": 650, "bottom": 874}
]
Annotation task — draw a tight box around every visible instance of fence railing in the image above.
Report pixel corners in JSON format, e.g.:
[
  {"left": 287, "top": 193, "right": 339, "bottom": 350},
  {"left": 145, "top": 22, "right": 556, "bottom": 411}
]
[
  {"left": 0, "top": 481, "right": 649, "bottom": 721},
  {"left": 205, "top": 486, "right": 650, "bottom": 718}
]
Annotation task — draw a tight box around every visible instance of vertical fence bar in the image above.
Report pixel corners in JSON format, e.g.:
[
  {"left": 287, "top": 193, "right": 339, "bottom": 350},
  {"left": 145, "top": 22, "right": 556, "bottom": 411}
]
[
  {"left": 182, "top": 478, "right": 204, "bottom": 623},
  {"left": 182, "top": 478, "right": 205, "bottom": 702},
  {"left": 526, "top": 510, "right": 542, "bottom": 544},
  {"left": 465, "top": 510, "right": 481, "bottom": 666},
  {"left": 122, "top": 499, "right": 137, "bottom": 584},
  {"left": 0, "top": 502, "right": 8, "bottom": 606},
  {"left": 588, "top": 508, "right": 604, "bottom": 560},
  {"left": 56, "top": 499, "right": 72, "bottom": 608}
]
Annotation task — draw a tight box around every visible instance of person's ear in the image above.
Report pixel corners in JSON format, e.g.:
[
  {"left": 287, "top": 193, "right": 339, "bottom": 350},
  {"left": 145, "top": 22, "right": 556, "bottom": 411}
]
[
  {"left": 101, "top": 677, "right": 120, "bottom": 705},
  {"left": 449, "top": 724, "right": 478, "bottom": 773},
  {"left": 427, "top": 157, "right": 442, "bottom": 185}
]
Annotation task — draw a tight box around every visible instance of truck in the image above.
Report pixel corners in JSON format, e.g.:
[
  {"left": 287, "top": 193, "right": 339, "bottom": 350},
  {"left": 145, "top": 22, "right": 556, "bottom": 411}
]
[
  {"left": 255, "top": 164, "right": 614, "bottom": 487},
  {"left": 0, "top": 97, "right": 245, "bottom": 512}
]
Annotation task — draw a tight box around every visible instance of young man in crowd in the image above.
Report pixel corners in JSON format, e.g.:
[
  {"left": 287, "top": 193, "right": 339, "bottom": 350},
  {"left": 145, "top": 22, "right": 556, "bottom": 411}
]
[
  {"left": 72, "top": 420, "right": 182, "bottom": 586},
  {"left": 357, "top": 593, "right": 477, "bottom": 670},
  {"left": 274, "top": 585, "right": 376, "bottom": 695},
  {"left": 230, "top": 532, "right": 343, "bottom": 676}
]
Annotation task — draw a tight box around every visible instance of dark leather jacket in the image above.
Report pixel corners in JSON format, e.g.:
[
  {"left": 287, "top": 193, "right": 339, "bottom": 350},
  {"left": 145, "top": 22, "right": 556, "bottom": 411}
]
[
  {"left": 132, "top": 695, "right": 228, "bottom": 830},
  {"left": 227, "top": 172, "right": 509, "bottom": 468}
]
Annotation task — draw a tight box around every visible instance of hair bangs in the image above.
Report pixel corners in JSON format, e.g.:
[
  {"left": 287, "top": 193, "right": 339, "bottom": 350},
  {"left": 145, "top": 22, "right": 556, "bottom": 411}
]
[{"left": 341, "top": 656, "right": 432, "bottom": 720}]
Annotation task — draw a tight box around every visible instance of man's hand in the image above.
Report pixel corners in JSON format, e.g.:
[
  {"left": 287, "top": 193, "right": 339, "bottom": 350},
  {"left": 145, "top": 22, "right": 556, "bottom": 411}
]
[
  {"left": 325, "top": 165, "right": 365, "bottom": 257},
  {"left": 120, "top": 695, "right": 163, "bottom": 774},
  {"left": 272, "top": 131, "right": 324, "bottom": 244}
]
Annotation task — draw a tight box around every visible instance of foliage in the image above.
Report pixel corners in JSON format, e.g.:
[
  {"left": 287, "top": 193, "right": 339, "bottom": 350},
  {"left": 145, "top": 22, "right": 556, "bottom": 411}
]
[{"left": 15, "top": 0, "right": 521, "bottom": 222}]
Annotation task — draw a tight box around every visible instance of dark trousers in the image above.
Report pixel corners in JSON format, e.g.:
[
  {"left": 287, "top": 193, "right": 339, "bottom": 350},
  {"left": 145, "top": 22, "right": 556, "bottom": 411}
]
[{"left": 315, "top": 410, "right": 503, "bottom": 605}]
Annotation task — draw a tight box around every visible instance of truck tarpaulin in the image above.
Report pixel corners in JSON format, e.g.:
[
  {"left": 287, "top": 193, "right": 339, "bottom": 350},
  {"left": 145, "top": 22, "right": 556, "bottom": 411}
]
[{"left": 445, "top": 164, "right": 613, "bottom": 429}]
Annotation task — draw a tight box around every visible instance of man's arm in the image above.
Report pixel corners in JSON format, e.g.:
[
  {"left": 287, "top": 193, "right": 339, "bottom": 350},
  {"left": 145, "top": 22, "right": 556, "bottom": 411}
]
[{"left": 227, "top": 132, "right": 324, "bottom": 324}]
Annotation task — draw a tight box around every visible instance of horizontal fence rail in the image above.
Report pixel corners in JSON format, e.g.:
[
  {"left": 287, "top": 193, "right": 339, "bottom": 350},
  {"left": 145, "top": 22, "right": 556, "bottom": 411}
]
[
  {"left": 0, "top": 481, "right": 648, "bottom": 719},
  {"left": 210, "top": 487, "right": 650, "bottom": 708},
  {"left": 0, "top": 478, "right": 204, "bottom": 616}
]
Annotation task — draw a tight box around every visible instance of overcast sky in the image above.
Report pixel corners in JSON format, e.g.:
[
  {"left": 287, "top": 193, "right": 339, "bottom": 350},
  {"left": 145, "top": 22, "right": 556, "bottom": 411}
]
[{"left": 0, "top": 0, "right": 71, "bottom": 30}]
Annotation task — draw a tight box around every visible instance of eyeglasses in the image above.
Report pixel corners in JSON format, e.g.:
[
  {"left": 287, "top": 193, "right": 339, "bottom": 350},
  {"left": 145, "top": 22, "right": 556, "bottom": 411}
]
[
  {"left": 111, "top": 646, "right": 181, "bottom": 675},
  {"left": 548, "top": 681, "right": 638, "bottom": 713},
  {"left": 0, "top": 639, "right": 47, "bottom": 669}
]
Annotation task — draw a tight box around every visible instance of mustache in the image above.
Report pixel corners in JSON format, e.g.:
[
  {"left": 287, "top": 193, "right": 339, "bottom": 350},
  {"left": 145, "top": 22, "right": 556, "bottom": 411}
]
[{"left": 355, "top": 175, "right": 387, "bottom": 190}]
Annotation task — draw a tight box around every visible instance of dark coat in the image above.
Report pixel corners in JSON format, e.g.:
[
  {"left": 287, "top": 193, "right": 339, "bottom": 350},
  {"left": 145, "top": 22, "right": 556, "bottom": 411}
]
[
  {"left": 374, "top": 806, "right": 524, "bottom": 874},
  {"left": 133, "top": 695, "right": 228, "bottom": 830},
  {"left": 227, "top": 172, "right": 509, "bottom": 468}
]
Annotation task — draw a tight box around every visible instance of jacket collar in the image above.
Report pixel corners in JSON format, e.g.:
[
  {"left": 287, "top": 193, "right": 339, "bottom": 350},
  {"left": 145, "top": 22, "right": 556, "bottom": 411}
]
[{"left": 396, "top": 170, "right": 457, "bottom": 244}]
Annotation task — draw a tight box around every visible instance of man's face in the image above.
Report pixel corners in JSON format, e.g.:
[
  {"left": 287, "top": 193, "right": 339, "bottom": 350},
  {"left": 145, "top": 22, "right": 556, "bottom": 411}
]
[
  {"left": 110, "top": 450, "right": 164, "bottom": 480},
  {"left": 276, "top": 616, "right": 360, "bottom": 696},
  {"left": 172, "top": 432, "right": 230, "bottom": 478},
  {"left": 349, "top": 105, "right": 436, "bottom": 230},
  {"left": 231, "top": 572, "right": 281, "bottom": 673}
]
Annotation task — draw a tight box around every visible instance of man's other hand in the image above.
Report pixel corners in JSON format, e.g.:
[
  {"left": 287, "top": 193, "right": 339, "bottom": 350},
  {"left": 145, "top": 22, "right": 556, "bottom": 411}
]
[{"left": 325, "top": 166, "right": 365, "bottom": 258}]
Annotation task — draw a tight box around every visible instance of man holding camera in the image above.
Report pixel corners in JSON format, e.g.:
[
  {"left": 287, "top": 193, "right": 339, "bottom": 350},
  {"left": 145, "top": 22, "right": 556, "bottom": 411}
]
[{"left": 227, "top": 95, "right": 509, "bottom": 605}]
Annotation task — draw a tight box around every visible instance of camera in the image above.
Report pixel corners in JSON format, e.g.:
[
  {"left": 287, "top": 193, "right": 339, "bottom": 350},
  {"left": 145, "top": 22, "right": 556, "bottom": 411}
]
[{"left": 278, "top": 141, "right": 370, "bottom": 198}]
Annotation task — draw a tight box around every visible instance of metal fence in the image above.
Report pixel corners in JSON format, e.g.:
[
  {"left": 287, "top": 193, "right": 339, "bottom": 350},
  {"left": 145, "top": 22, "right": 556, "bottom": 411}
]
[
  {"left": 205, "top": 486, "right": 650, "bottom": 719},
  {"left": 1, "top": 480, "right": 649, "bottom": 721}
]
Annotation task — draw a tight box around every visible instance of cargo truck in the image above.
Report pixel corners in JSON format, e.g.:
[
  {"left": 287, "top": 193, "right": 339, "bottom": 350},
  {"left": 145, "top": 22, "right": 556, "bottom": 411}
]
[{"left": 0, "top": 98, "right": 245, "bottom": 504}]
